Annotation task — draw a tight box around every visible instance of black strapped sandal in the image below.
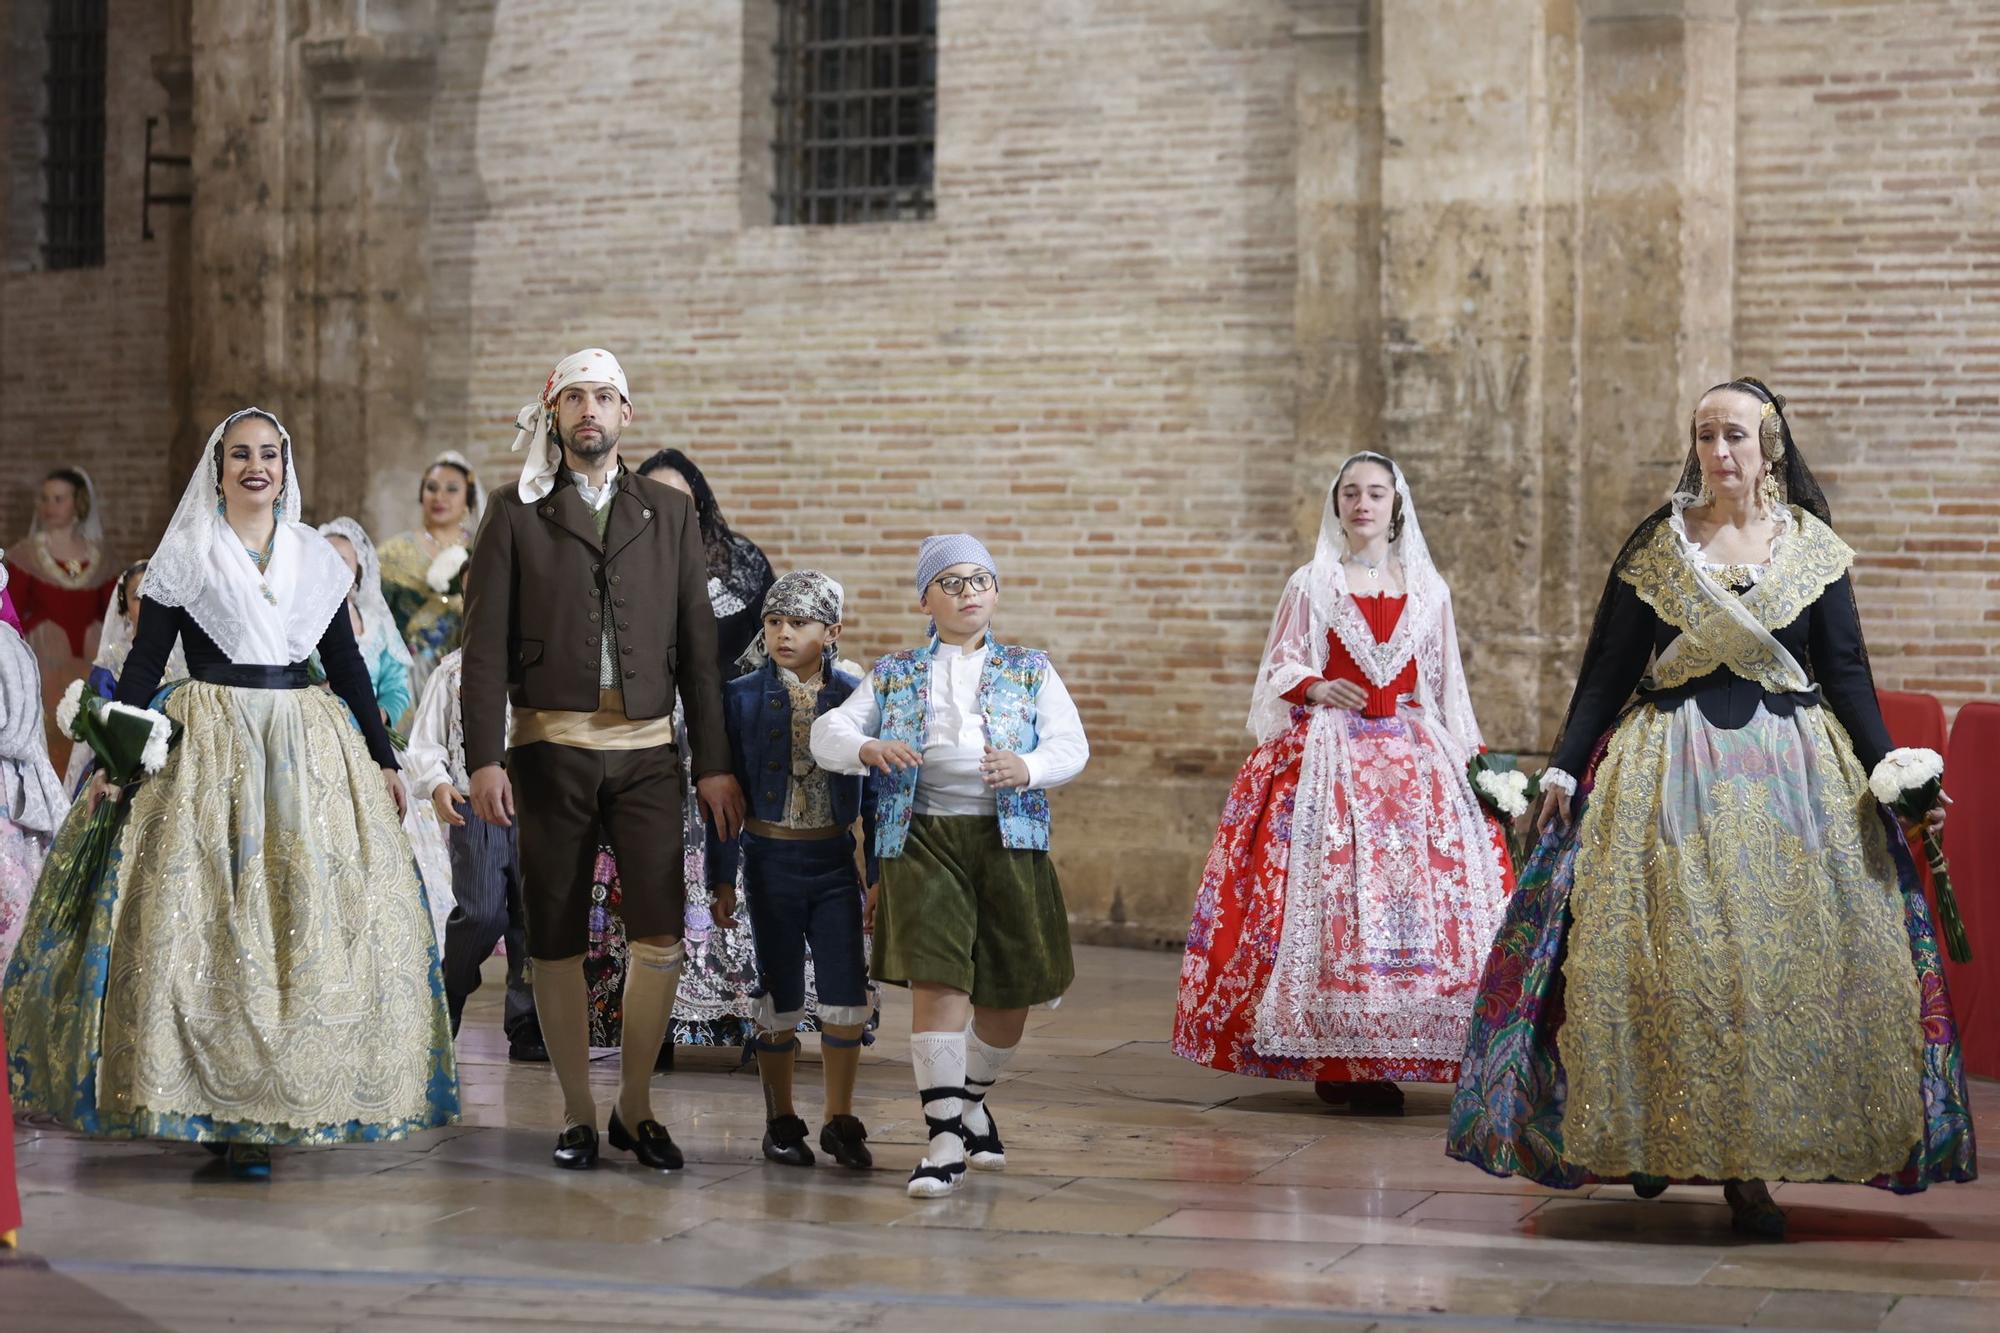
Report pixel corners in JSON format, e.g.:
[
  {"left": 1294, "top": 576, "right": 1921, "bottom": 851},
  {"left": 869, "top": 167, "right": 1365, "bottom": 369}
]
[
  {"left": 906, "top": 1085, "right": 968, "bottom": 1198},
  {"left": 961, "top": 1080, "right": 1006, "bottom": 1171}
]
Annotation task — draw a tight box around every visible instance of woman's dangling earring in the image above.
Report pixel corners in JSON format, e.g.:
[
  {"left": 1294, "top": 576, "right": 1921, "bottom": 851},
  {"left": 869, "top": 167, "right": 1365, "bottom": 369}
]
[{"left": 1759, "top": 468, "right": 1782, "bottom": 514}]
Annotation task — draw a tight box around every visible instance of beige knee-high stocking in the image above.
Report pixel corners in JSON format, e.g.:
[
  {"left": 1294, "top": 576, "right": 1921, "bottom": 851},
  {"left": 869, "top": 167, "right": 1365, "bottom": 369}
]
[
  {"left": 617, "top": 939, "right": 685, "bottom": 1126},
  {"left": 820, "top": 1022, "right": 867, "bottom": 1119},
  {"left": 755, "top": 1032, "right": 799, "bottom": 1120},
  {"left": 530, "top": 954, "right": 596, "bottom": 1130}
]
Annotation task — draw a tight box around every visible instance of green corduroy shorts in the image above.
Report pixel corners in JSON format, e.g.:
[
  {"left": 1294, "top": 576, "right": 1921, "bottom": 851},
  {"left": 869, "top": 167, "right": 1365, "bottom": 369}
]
[{"left": 871, "top": 813, "right": 1075, "bottom": 1009}]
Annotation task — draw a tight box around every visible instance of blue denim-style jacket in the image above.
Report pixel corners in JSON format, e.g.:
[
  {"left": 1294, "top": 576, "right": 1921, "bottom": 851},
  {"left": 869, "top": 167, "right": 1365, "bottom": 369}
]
[{"left": 706, "top": 658, "right": 879, "bottom": 886}]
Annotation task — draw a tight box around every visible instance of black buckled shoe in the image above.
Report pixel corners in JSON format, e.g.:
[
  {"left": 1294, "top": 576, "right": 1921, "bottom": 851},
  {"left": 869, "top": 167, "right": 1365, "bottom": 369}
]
[
  {"left": 1348, "top": 1081, "right": 1405, "bottom": 1115},
  {"left": 1724, "top": 1180, "right": 1787, "bottom": 1242},
  {"left": 819, "top": 1115, "right": 873, "bottom": 1170},
  {"left": 508, "top": 1031, "right": 549, "bottom": 1063},
  {"left": 552, "top": 1123, "right": 599, "bottom": 1170},
  {"left": 608, "top": 1109, "right": 683, "bottom": 1171},
  {"left": 762, "top": 1114, "right": 816, "bottom": 1167},
  {"left": 225, "top": 1144, "right": 272, "bottom": 1180}
]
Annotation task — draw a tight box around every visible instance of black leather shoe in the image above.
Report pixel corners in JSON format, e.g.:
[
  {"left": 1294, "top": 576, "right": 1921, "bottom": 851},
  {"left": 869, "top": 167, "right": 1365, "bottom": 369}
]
[
  {"left": 552, "top": 1123, "right": 598, "bottom": 1170},
  {"left": 819, "top": 1115, "right": 873, "bottom": 1170},
  {"left": 762, "top": 1114, "right": 816, "bottom": 1167},
  {"left": 508, "top": 1034, "right": 549, "bottom": 1063},
  {"left": 608, "top": 1109, "right": 683, "bottom": 1171},
  {"left": 1632, "top": 1174, "right": 1670, "bottom": 1200},
  {"left": 1348, "top": 1081, "right": 1405, "bottom": 1115}
]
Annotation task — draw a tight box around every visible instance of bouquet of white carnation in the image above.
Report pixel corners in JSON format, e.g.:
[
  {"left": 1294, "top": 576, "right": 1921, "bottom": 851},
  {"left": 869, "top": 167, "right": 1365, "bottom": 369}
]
[
  {"left": 1468, "top": 752, "right": 1541, "bottom": 869},
  {"left": 426, "top": 544, "right": 470, "bottom": 597},
  {"left": 1868, "top": 747, "right": 1967, "bottom": 963},
  {"left": 48, "top": 680, "right": 182, "bottom": 928}
]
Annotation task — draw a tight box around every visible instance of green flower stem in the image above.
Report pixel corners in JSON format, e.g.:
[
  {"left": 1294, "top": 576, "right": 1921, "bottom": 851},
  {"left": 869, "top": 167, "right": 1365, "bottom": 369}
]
[{"left": 1923, "top": 827, "right": 1972, "bottom": 964}]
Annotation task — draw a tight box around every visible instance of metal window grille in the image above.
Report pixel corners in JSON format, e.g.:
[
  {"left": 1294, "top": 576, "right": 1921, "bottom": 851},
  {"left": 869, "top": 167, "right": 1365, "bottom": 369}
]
[
  {"left": 42, "top": 0, "right": 107, "bottom": 270},
  {"left": 772, "top": 0, "right": 936, "bottom": 226}
]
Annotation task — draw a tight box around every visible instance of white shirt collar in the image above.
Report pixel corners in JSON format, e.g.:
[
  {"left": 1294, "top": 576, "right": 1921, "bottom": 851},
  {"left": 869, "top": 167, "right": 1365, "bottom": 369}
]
[
  {"left": 932, "top": 632, "right": 991, "bottom": 661},
  {"left": 569, "top": 467, "right": 620, "bottom": 512},
  {"left": 776, "top": 664, "right": 823, "bottom": 689}
]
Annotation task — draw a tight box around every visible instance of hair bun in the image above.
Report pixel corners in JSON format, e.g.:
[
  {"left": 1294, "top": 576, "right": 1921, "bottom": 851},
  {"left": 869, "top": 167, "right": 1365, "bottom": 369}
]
[{"left": 1769, "top": 391, "right": 1787, "bottom": 412}]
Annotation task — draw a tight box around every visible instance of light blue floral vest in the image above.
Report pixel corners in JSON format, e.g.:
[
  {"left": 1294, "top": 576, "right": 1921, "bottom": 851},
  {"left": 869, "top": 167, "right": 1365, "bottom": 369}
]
[{"left": 871, "top": 636, "right": 1053, "bottom": 859}]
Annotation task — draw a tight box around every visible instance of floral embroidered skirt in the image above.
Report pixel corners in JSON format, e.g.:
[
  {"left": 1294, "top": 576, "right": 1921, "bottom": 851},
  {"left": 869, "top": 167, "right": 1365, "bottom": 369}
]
[
  {"left": 0, "top": 1008, "right": 18, "bottom": 1234},
  {"left": 0, "top": 814, "right": 47, "bottom": 973},
  {"left": 1174, "top": 706, "right": 1514, "bottom": 1084},
  {"left": 2, "top": 680, "right": 459, "bottom": 1144},
  {"left": 583, "top": 710, "right": 848, "bottom": 1049},
  {"left": 1448, "top": 701, "right": 1977, "bottom": 1191}
]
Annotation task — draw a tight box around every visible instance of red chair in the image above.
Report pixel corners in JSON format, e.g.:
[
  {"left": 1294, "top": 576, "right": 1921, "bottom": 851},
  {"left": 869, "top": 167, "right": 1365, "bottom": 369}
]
[
  {"left": 1945, "top": 702, "right": 2000, "bottom": 1080},
  {"left": 1874, "top": 691, "right": 1979, "bottom": 1065},
  {"left": 1876, "top": 689, "right": 1947, "bottom": 904}
]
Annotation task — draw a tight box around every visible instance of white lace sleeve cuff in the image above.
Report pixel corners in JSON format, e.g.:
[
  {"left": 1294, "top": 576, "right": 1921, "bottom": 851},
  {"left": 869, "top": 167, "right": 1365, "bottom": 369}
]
[{"left": 1540, "top": 767, "right": 1578, "bottom": 797}]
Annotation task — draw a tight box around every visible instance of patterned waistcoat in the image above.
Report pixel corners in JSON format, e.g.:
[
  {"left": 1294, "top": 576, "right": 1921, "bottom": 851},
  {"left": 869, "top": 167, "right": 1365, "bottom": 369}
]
[{"left": 872, "top": 636, "right": 1053, "bottom": 859}]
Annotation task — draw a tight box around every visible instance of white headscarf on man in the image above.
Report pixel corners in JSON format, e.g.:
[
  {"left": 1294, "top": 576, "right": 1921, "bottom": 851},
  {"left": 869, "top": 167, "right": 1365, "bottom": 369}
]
[
  {"left": 143, "top": 407, "right": 352, "bottom": 666},
  {"left": 510, "top": 348, "right": 630, "bottom": 503}
]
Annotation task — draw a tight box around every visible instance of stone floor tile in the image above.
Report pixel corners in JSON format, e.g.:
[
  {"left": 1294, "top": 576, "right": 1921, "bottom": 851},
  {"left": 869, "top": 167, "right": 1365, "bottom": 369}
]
[
  {"left": 1530, "top": 1279, "right": 1771, "bottom": 1326},
  {"left": 1750, "top": 1288, "right": 1897, "bottom": 1329},
  {"left": 2, "top": 945, "right": 1993, "bottom": 1332}
]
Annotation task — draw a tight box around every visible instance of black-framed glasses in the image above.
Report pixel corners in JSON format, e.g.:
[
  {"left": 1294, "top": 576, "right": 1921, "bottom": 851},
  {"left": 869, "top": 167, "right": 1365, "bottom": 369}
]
[{"left": 928, "top": 573, "right": 995, "bottom": 597}]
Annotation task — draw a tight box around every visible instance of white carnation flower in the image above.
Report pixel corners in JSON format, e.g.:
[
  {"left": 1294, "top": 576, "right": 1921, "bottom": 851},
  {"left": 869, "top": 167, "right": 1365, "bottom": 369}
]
[
  {"left": 55, "top": 678, "right": 85, "bottom": 739},
  {"left": 426, "top": 545, "right": 470, "bottom": 594},
  {"left": 1868, "top": 747, "right": 1944, "bottom": 805},
  {"left": 1475, "top": 767, "right": 1529, "bottom": 819}
]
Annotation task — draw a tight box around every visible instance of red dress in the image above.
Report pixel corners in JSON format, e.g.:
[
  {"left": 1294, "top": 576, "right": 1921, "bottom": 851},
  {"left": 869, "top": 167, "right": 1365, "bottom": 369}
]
[
  {"left": 1173, "top": 593, "right": 1516, "bottom": 1084},
  {"left": 5, "top": 542, "right": 113, "bottom": 658}
]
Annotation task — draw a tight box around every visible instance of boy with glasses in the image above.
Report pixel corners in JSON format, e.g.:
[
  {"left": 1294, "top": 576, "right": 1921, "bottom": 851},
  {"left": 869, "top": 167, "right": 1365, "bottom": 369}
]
[{"left": 812, "top": 534, "right": 1089, "bottom": 1197}]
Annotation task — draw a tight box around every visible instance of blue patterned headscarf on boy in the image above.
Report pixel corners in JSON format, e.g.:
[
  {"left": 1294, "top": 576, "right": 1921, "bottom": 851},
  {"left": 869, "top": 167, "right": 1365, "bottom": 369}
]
[
  {"left": 916, "top": 533, "right": 998, "bottom": 594},
  {"left": 738, "top": 569, "right": 844, "bottom": 672}
]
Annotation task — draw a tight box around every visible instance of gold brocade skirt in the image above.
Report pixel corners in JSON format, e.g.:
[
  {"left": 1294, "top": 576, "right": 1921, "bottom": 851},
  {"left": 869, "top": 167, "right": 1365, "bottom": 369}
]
[
  {"left": 1557, "top": 699, "right": 1924, "bottom": 1182},
  {"left": 3, "top": 681, "right": 458, "bottom": 1142}
]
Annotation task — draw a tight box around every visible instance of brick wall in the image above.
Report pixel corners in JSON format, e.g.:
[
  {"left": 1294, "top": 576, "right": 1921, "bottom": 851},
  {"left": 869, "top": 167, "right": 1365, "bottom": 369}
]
[
  {"left": 1735, "top": 0, "right": 2000, "bottom": 717},
  {"left": 0, "top": 3, "right": 174, "bottom": 576},
  {"left": 425, "top": 0, "right": 1305, "bottom": 930}
]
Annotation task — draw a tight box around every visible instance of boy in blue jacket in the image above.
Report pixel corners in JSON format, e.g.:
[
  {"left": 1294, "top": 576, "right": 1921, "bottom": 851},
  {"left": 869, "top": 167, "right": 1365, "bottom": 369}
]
[{"left": 708, "top": 570, "right": 878, "bottom": 1169}]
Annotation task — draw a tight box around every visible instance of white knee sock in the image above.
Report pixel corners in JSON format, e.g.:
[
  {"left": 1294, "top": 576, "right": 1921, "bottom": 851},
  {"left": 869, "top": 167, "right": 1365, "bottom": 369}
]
[
  {"left": 909, "top": 1030, "right": 967, "bottom": 1168},
  {"left": 962, "top": 1025, "right": 1017, "bottom": 1138}
]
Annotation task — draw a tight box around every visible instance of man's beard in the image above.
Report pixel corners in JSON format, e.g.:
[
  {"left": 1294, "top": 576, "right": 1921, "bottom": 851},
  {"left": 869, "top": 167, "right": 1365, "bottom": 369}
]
[{"left": 560, "top": 423, "right": 619, "bottom": 464}]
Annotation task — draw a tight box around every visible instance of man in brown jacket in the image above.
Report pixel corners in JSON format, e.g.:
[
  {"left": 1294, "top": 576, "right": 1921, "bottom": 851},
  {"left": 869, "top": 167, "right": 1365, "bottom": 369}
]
[{"left": 462, "top": 347, "right": 745, "bottom": 1173}]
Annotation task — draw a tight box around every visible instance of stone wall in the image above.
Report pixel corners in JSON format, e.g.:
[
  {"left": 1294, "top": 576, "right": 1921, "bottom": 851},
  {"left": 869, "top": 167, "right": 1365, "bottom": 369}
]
[
  {"left": 424, "top": 0, "right": 1308, "bottom": 943},
  {"left": 1735, "top": 0, "right": 2000, "bottom": 713},
  {"left": 0, "top": 0, "right": 176, "bottom": 569}
]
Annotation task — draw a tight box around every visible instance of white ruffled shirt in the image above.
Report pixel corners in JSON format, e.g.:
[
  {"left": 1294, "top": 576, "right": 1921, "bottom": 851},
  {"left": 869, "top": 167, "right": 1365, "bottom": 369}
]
[{"left": 811, "top": 637, "right": 1089, "bottom": 816}]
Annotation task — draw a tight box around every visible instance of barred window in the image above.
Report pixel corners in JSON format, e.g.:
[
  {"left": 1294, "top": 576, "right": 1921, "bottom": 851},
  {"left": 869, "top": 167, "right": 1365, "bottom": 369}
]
[
  {"left": 771, "top": 0, "right": 936, "bottom": 226},
  {"left": 42, "top": 0, "right": 106, "bottom": 270}
]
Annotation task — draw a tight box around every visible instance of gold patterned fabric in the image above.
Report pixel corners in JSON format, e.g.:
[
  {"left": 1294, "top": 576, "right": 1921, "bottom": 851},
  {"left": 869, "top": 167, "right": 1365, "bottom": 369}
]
[
  {"left": 1557, "top": 514, "right": 1926, "bottom": 1182},
  {"left": 1617, "top": 506, "right": 1853, "bottom": 693},
  {"left": 4, "top": 681, "right": 458, "bottom": 1142},
  {"left": 779, "top": 667, "right": 834, "bottom": 829}
]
